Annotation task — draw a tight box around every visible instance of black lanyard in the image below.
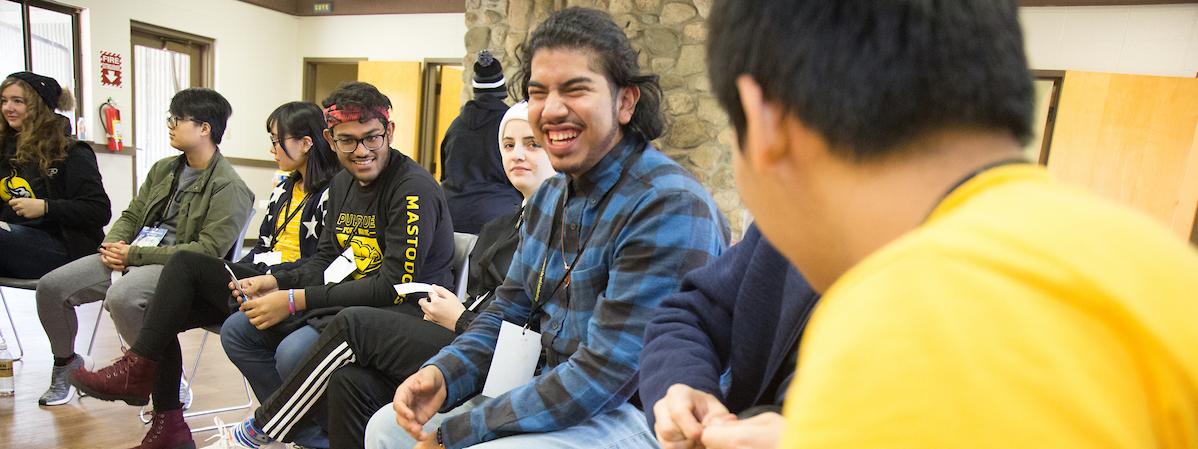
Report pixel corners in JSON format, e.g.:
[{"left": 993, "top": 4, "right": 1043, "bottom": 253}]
[
  {"left": 923, "top": 157, "right": 1030, "bottom": 223},
  {"left": 153, "top": 163, "right": 186, "bottom": 228},
  {"left": 269, "top": 185, "right": 311, "bottom": 249},
  {"left": 335, "top": 181, "right": 382, "bottom": 253},
  {"left": 527, "top": 145, "right": 645, "bottom": 326},
  {"left": 153, "top": 158, "right": 215, "bottom": 228}
]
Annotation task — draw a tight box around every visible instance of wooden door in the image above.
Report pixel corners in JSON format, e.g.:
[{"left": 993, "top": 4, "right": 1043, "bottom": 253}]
[
  {"left": 357, "top": 61, "right": 423, "bottom": 160},
  {"left": 1047, "top": 71, "right": 1198, "bottom": 242}
]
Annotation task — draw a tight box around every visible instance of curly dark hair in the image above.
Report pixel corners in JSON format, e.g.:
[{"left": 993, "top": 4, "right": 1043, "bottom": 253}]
[
  {"left": 322, "top": 81, "right": 392, "bottom": 128},
  {"left": 512, "top": 7, "right": 665, "bottom": 142}
]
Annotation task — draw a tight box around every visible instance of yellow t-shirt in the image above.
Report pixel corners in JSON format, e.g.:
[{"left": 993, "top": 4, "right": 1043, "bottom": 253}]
[
  {"left": 273, "top": 183, "right": 305, "bottom": 263},
  {"left": 781, "top": 165, "right": 1198, "bottom": 448}
]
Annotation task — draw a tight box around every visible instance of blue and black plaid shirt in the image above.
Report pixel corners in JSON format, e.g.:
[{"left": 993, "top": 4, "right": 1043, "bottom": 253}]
[{"left": 425, "top": 135, "right": 729, "bottom": 448}]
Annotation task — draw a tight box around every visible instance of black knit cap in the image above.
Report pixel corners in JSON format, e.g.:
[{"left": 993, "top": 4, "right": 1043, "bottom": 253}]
[
  {"left": 7, "top": 71, "right": 62, "bottom": 109},
  {"left": 472, "top": 50, "right": 507, "bottom": 98}
]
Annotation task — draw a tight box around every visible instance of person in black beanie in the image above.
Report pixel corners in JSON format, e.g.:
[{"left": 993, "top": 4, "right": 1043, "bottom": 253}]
[
  {"left": 438, "top": 49, "right": 521, "bottom": 234},
  {"left": 0, "top": 71, "right": 111, "bottom": 278}
]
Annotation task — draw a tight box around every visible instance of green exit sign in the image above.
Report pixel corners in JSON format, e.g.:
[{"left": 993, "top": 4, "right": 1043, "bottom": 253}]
[{"left": 313, "top": 2, "right": 333, "bottom": 14}]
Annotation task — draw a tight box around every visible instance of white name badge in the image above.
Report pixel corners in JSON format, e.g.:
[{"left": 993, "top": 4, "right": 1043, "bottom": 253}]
[
  {"left": 323, "top": 246, "right": 356, "bottom": 284},
  {"left": 131, "top": 226, "right": 167, "bottom": 247},
  {"left": 393, "top": 282, "right": 435, "bottom": 296},
  {"left": 253, "top": 251, "right": 284, "bottom": 266},
  {"left": 482, "top": 321, "right": 542, "bottom": 398}
]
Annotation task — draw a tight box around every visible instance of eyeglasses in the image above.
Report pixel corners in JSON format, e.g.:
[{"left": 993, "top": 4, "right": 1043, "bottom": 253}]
[
  {"left": 166, "top": 115, "right": 202, "bottom": 129},
  {"left": 271, "top": 136, "right": 301, "bottom": 148},
  {"left": 331, "top": 132, "right": 387, "bottom": 153}
]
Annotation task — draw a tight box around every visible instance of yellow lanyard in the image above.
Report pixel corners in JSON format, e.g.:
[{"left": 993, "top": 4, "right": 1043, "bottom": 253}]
[{"left": 532, "top": 255, "right": 549, "bottom": 306}]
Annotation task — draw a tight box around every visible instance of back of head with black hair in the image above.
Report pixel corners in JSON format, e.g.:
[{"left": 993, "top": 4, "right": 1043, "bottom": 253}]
[
  {"left": 707, "top": 0, "right": 1034, "bottom": 161},
  {"left": 513, "top": 7, "right": 665, "bottom": 142},
  {"left": 266, "top": 101, "right": 339, "bottom": 193},
  {"left": 169, "top": 87, "right": 233, "bottom": 145},
  {"left": 322, "top": 81, "right": 392, "bottom": 128}
]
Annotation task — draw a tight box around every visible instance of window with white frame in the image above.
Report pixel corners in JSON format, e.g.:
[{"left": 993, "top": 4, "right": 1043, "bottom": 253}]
[{"left": 0, "top": 0, "right": 81, "bottom": 130}]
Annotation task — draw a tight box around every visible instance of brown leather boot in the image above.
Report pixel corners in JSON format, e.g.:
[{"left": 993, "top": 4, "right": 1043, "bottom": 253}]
[
  {"left": 131, "top": 408, "right": 196, "bottom": 449},
  {"left": 68, "top": 349, "right": 157, "bottom": 406}
]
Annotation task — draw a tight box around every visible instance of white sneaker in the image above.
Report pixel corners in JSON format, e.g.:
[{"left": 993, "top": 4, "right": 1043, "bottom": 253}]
[
  {"left": 200, "top": 417, "right": 286, "bottom": 449},
  {"left": 39, "top": 354, "right": 93, "bottom": 405},
  {"left": 201, "top": 417, "right": 253, "bottom": 449}
]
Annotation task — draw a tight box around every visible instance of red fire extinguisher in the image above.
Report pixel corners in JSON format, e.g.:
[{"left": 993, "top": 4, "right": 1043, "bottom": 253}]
[{"left": 100, "top": 98, "right": 124, "bottom": 151}]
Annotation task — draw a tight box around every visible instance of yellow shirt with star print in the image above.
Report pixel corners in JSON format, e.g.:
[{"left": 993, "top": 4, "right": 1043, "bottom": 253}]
[{"left": 273, "top": 182, "right": 305, "bottom": 263}]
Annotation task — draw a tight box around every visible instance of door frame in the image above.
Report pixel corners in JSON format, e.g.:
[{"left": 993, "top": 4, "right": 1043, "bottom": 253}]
[
  {"left": 419, "top": 58, "right": 465, "bottom": 177},
  {"left": 301, "top": 57, "right": 366, "bottom": 103}
]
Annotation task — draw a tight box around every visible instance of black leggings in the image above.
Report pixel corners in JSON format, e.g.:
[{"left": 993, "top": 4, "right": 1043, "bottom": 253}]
[
  {"left": 130, "top": 250, "right": 262, "bottom": 411},
  {"left": 253, "top": 306, "right": 452, "bottom": 449}
]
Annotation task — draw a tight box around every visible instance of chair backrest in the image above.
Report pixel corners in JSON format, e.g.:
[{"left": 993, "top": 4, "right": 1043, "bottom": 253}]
[
  {"left": 225, "top": 208, "right": 257, "bottom": 263},
  {"left": 452, "top": 232, "right": 478, "bottom": 299}
]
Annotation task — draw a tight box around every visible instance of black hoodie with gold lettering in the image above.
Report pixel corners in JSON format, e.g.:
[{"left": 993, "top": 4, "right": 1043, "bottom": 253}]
[{"left": 272, "top": 148, "right": 454, "bottom": 329}]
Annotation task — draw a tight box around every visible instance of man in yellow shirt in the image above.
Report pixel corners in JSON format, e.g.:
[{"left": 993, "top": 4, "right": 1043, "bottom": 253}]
[{"left": 681, "top": 0, "right": 1198, "bottom": 448}]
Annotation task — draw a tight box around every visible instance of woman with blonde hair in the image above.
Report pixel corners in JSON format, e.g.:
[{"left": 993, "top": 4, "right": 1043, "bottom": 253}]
[{"left": 0, "top": 71, "right": 110, "bottom": 278}]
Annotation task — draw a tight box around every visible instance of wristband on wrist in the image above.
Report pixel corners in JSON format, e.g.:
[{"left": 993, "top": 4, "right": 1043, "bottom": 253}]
[{"left": 287, "top": 289, "right": 297, "bottom": 315}]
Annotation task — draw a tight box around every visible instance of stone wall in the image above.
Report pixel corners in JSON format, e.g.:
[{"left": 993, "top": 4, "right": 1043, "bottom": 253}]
[{"left": 462, "top": 0, "right": 747, "bottom": 237}]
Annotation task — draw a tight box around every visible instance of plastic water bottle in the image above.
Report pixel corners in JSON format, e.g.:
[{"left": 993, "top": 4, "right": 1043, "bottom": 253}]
[{"left": 0, "top": 338, "right": 13, "bottom": 397}]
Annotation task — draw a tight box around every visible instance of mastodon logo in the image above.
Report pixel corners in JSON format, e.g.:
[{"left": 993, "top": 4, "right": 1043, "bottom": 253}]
[
  {"left": 349, "top": 237, "right": 383, "bottom": 277},
  {"left": 336, "top": 231, "right": 383, "bottom": 280},
  {"left": 1, "top": 176, "right": 36, "bottom": 202}
]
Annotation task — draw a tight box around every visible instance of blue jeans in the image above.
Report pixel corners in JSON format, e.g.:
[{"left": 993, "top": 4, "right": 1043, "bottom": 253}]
[
  {"left": 0, "top": 223, "right": 69, "bottom": 278},
  {"left": 220, "top": 311, "right": 327, "bottom": 448},
  {"left": 365, "top": 402, "right": 659, "bottom": 449}
]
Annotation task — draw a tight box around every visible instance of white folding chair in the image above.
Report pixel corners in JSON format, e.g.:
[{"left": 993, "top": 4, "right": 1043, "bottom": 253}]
[
  {"left": 452, "top": 232, "right": 479, "bottom": 299},
  {"left": 0, "top": 277, "right": 36, "bottom": 361}
]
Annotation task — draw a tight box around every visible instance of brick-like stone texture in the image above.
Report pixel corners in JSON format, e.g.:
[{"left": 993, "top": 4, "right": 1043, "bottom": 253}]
[{"left": 464, "top": 0, "right": 746, "bottom": 237}]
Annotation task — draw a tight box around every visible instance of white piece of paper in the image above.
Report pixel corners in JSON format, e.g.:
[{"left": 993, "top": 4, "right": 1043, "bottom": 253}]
[
  {"left": 323, "top": 246, "right": 356, "bottom": 284},
  {"left": 253, "top": 251, "right": 284, "bottom": 266},
  {"left": 393, "top": 282, "right": 435, "bottom": 296},
  {"left": 482, "top": 321, "right": 542, "bottom": 398},
  {"left": 467, "top": 291, "right": 491, "bottom": 312},
  {"left": 0, "top": 221, "right": 10, "bottom": 232}
]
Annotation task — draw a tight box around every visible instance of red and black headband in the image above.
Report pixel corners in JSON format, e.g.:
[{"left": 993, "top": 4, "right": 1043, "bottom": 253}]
[{"left": 323, "top": 104, "right": 390, "bottom": 128}]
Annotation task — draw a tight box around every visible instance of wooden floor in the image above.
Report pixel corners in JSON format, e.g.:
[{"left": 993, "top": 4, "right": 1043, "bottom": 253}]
[{"left": 0, "top": 286, "right": 260, "bottom": 448}]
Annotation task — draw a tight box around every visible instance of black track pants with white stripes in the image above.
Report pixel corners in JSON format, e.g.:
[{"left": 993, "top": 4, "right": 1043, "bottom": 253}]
[{"left": 254, "top": 306, "right": 456, "bottom": 449}]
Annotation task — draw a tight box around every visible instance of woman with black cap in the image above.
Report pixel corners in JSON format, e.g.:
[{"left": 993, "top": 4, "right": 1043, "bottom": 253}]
[{"left": 0, "top": 71, "right": 111, "bottom": 278}]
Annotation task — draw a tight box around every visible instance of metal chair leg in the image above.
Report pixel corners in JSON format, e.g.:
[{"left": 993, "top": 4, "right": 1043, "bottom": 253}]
[
  {"left": 0, "top": 288, "right": 25, "bottom": 362},
  {"left": 138, "top": 329, "right": 255, "bottom": 432},
  {"left": 85, "top": 298, "right": 107, "bottom": 356}
]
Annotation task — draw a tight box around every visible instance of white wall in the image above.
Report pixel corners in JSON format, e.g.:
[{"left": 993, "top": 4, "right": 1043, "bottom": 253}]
[
  {"left": 74, "top": 0, "right": 301, "bottom": 162},
  {"left": 63, "top": 1, "right": 465, "bottom": 230},
  {"left": 64, "top": 0, "right": 300, "bottom": 230},
  {"left": 296, "top": 13, "right": 466, "bottom": 61},
  {"left": 1021, "top": 4, "right": 1198, "bottom": 77}
]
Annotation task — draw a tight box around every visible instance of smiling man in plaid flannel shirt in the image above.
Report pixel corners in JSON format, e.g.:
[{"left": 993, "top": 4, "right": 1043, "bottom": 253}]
[{"left": 380, "top": 7, "right": 728, "bottom": 449}]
